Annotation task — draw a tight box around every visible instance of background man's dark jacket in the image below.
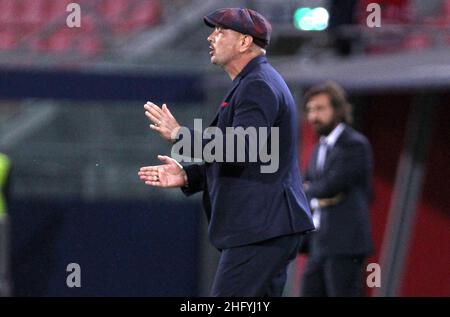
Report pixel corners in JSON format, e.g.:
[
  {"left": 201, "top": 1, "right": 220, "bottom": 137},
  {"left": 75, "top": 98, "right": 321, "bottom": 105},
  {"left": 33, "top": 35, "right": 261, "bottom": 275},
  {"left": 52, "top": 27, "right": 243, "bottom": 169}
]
[{"left": 303, "top": 125, "right": 374, "bottom": 256}]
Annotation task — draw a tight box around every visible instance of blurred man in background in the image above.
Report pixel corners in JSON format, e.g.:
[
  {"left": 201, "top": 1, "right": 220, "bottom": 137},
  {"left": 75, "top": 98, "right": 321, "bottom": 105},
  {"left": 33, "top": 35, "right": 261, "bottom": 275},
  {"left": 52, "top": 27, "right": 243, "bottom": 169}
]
[
  {"left": 138, "top": 8, "right": 314, "bottom": 296},
  {"left": 299, "top": 82, "right": 373, "bottom": 297}
]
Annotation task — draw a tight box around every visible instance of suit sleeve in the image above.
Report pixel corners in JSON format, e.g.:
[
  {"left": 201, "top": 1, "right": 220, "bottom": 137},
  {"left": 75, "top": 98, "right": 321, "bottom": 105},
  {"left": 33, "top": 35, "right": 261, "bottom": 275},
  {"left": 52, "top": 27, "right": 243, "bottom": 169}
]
[
  {"left": 180, "top": 163, "right": 206, "bottom": 196},
  {"left": 305, "top": 140, "right": 371, "bottom": 199}
]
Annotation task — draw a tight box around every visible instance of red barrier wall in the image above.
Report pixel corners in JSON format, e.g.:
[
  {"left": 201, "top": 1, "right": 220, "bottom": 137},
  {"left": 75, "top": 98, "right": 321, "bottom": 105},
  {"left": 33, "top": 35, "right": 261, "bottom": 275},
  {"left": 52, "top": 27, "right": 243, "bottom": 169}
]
[{"left": 400, "top": 102, "right": 450, "bottom": 296}]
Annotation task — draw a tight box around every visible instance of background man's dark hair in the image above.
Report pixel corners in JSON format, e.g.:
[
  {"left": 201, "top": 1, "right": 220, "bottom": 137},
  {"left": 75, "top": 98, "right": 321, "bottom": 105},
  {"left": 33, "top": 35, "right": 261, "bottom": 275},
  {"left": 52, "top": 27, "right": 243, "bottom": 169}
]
[{"left": 303, "top": 81, "right": 353, "bottom": 125}]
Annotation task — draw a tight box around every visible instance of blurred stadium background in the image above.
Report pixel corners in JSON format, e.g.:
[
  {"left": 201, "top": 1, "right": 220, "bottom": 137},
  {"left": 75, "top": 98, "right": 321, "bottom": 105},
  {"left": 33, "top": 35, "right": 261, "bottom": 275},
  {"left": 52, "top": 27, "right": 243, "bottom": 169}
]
[{"left": 0, "top": 0, "right": 449, "bottom": 296}]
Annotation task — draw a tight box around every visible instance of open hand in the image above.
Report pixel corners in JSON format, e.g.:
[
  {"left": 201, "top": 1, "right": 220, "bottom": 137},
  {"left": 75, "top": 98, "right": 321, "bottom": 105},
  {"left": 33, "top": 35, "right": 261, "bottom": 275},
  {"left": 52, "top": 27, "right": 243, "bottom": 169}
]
[{"left": 138, "top": 155, "right": 187, "bottom": 188}]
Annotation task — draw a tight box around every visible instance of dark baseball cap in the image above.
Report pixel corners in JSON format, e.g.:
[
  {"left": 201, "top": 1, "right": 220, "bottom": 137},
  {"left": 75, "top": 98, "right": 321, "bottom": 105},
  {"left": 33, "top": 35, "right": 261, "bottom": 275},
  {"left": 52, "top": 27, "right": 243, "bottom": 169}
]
[{"left": 203, "top": 8, "right": 272, "bottom": 48}]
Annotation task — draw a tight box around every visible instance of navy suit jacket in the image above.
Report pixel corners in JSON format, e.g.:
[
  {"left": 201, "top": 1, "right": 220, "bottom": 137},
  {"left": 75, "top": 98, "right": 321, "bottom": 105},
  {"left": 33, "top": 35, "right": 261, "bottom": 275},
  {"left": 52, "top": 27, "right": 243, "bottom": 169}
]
[
  {"left": 178, "top": 55, "right": 314, "bottom": 249},
  {"left": 303, "top": 125, "right": 374, "bottom": 256}
]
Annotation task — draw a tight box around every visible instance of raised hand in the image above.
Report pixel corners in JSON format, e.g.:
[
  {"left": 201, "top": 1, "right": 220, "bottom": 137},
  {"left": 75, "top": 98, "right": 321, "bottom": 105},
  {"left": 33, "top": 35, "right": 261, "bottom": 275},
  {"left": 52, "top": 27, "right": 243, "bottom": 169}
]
[
  {"left": 138, "top": 155, "right": 187, "bottom": 188},
  {"left": 144, "top": 102, "right": 181, "bottom": 143}
]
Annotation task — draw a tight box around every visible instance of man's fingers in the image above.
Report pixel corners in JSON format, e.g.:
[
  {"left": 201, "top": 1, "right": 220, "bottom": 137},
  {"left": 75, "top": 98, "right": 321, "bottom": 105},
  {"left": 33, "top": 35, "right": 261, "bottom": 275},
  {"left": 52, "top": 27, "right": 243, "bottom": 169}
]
[
  {"left": 157, "top": 155, "right": 171, "bottom": 164},
  {"left": 145, "top": 111, "right": 160, "bottom": 124},
  {"left": 145, "top": 181, "right": 162, "bottom": 187},
  {"left": 139, "top": 166, "right": 161, "bottom": 179},
  {"left": 139, "top": 166, "right": 158, "bottom": 172},
  {"left": 138, "top": 170, "right": 158, "bottom": 177},
  {"left": 140, "top": 175, "right": 159, "bottom": 181},
  {"left": 148, "top": 107, "right": 162, "bottom": 121},
  {"left": 138, "top": 173, "right": 159, "bottom": 182},
  {"left": 161, "top": 104, "right": 175, "bottom": 119},
  {"left": 158, "top": 155, "right": 179, "bottom": 167},
  {"left": 144, "top": 102, "right": 156, "bottom": 113},
  {"left": 147, "top": 102, "right": 175, "bottom": 121},
  {"left": 144, "top": 101, "right": 160, "bottom": 110},
  {"left": 138, "top": 167, "right": 161, "bottom": 185},
  {"left": 150, "top": 124, "right": 162, "bottom": 131},
  {"left": 145, "top": 102, "right": 163, "bottom": 116}
]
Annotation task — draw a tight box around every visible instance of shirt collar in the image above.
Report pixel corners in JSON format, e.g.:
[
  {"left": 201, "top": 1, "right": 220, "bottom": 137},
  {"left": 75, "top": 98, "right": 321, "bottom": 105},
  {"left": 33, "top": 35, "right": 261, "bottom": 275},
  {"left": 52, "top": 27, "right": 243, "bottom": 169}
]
[
  {"left": 320, "top": 123, "right": 346, "bottom": 148},
  {"left": 233, "top": 55, "right": 268, "bottom": 84}
]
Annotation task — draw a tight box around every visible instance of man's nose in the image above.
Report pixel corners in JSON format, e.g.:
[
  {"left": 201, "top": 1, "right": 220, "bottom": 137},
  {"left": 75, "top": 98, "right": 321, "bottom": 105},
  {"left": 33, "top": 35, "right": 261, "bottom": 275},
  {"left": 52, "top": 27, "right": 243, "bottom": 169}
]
[
  {"left": 307, "top": 112, "right": 317, "bottom": 122},
  {"left": 207, "top": 32, "right": 214, "bottom": 43}
]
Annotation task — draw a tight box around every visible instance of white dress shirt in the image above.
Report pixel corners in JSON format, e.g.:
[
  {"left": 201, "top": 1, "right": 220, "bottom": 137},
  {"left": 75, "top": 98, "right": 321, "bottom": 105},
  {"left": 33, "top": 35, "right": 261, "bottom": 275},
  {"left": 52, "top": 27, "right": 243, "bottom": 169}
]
[{"left": 311, "top": 123, "right": 346, "bottom": 229}]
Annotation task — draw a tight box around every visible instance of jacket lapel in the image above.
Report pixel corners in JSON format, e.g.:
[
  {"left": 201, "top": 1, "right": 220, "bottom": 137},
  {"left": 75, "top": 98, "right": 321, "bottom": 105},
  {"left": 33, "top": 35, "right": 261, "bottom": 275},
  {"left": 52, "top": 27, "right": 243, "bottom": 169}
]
[{"left": 322, "top": 126, "right": 348, "bottom": 171}]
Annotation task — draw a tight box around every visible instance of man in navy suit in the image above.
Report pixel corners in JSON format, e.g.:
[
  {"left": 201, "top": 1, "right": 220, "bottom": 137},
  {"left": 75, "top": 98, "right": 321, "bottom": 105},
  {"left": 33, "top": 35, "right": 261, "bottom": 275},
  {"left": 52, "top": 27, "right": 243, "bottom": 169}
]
[
  {"left": 299, "top": 82, "right": 373, "bottom": 296},
  {"left": 138, "top": 8, "right": 314, "bottom": 296}
]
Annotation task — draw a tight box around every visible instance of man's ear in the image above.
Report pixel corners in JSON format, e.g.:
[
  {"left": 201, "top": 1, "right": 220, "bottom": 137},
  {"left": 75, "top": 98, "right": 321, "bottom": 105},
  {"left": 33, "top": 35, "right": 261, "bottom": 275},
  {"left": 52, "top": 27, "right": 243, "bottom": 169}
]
[{"left": 239, "top": 35, "right": 254, "bottom": 52}]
